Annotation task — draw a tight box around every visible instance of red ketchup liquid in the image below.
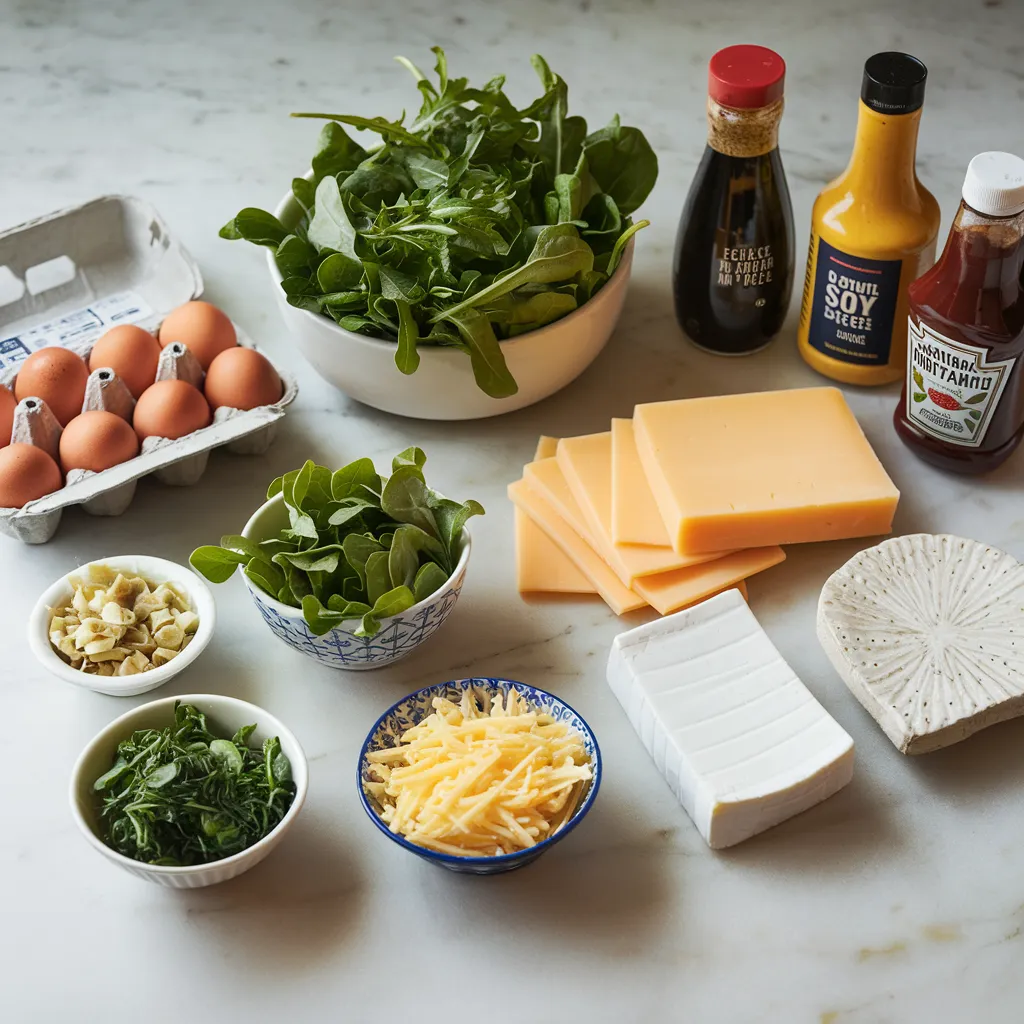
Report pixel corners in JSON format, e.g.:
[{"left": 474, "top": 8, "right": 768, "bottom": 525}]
[{"left": 894, "top": 201, "right": 1024, "bottom": 473}]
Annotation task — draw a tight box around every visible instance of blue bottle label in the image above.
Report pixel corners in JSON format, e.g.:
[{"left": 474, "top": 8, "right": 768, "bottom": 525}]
[{"left": 806, "top": 238, "right": 903, "bottom": 364}]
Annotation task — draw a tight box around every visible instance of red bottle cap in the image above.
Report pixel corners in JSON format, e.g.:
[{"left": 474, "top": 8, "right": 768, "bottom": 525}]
[{"left": 708, "top": 45, "right": 786, "bottom": 109}]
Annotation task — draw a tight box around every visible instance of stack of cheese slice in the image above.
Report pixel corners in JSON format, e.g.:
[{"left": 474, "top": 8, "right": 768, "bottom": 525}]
[
  {"left": 510, "top": 387, "right": 900, "bottom": 618},
  {"left": 608, "top": 588, "right": 855, "bottom": 848}
]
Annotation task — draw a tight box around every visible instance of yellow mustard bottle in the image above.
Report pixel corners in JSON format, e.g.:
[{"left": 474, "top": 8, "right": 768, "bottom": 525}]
[{"left": 797, "top": 52, "right": 940, "bottom": 385}]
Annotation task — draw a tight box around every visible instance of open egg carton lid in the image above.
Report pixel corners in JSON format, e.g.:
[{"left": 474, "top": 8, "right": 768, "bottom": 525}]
[{"left": 0, "top": 194, "right": 297, "bottom": 544}]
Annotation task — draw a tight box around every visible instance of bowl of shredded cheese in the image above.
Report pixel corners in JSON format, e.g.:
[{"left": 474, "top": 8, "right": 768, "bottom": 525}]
[{"left": 358, "top": 677, "right": 601, "bottom": 874}]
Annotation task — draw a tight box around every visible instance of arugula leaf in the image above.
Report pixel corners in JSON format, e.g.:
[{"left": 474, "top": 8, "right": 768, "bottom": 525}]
[{"left": 221, "top": 48, "right": 658, "bottom": 400}]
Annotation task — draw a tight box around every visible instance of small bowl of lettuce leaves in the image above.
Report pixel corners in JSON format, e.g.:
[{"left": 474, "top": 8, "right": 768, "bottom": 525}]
[
  {"left": 222, "top": 47, "right": 657, "bottom": 420},
  {"left": 190, "top": 447, "right": 480, "bottom": 670}
]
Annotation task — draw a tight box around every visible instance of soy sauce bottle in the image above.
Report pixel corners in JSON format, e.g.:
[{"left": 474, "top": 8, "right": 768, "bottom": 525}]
[{"left": 673, "top": 45, "right": 794, "bottom": 355}]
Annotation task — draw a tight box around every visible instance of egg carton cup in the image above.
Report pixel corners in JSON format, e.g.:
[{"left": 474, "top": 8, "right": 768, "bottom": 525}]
[{"left": 0, "top": 194, "right": 298, "bottom": 544}]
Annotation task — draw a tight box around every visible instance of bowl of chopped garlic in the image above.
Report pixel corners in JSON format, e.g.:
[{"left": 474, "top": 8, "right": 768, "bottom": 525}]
[
  {"left": 29, "top": 556, "right": 216, "bottom": 696},
  {"left": 358, "top": 677, "right": 601, "bottom": 874}
]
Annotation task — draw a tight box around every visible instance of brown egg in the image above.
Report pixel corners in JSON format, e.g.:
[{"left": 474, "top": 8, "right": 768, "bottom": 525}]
[
  {"left": 133, "top": 380, "right": 211, "bottom": 442},
  {"left": 158, "top": 301, "right": 237, "bottom": 370},
  {"left": 0, "top": 385, "right": 15, "bottom": 449},
  {"left": 89, "top": 325, "right": 161, "bottom": 399},
  {"left": 0, "top": 443, "right": 63, "bottom": 508},
  {"left": 14, "top": 347, "right": 89, "bottom": 426},
  {"left": 59, "top": 411, "right": 140, "bottom": 474},
  {"left": 204, "top": 347, "right": 283, "bottom": 412}
]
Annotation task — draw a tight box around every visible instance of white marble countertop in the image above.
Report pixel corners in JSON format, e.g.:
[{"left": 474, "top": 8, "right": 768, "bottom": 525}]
[{"left": 3, "top": 0, "right": 1024, "bottom": 1020}]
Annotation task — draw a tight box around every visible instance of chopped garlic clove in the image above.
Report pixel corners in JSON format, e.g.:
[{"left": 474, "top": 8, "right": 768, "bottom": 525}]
[
  {"left": 148, "top": 607, "right": 174, "bottom": 631},
  {"left": 153, "top": 623, "right": 184, "bottom": 651},
  {"left": 101, "top": 601, "right": 136, "bottom": 627},
  {"left": 84, "top": 636, "right": 117, "bottom": 656},
  {"left": 175, "top": 610, "right": 200, "bottom": 635},
  {"left": 151, "top": 647, "right": 180, "bottom": 667}
]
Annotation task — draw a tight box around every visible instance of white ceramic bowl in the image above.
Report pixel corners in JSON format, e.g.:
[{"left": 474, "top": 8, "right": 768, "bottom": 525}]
[
  {"left": 70, "top": 693, "right": 308, "bottom": 888},
  {"left": 239, "top": 492, "right": 471, "bottom": 670},
  {"left": 28, "top": 555, "right": 216, "bottom": 697},
  {"left": 267, "top": 183, "right": 634, "bottom": 420}
]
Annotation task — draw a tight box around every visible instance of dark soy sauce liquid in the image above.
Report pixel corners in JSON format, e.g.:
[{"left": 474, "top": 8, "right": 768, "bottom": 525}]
[{"left": 673, "top": 146, "right": 795, "bottom": 355}]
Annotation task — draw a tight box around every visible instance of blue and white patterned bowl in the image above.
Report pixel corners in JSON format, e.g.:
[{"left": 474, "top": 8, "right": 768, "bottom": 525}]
[
  {"left": 239, "top": 493, "right": 471, "bottom": 671},
  {"left": 358, "top": 677, "right": 601, "bottom": 874}
]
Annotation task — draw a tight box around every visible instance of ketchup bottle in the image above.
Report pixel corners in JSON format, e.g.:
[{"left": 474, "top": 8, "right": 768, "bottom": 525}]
[
  {"left": 673, "top": 45, "right": 794, "bottom": 355},
  {"left": 894, "top": 152, "right": 1024, "bottom": 474}
]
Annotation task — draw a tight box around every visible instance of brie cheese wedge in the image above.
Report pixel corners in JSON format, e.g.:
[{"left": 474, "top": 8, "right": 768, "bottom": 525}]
[
  {"left": 818, "top": 533, "right": 1024, "bottom": 754},
  {"left": 607, "top": 589, "right": 854, "bottom": 849}
]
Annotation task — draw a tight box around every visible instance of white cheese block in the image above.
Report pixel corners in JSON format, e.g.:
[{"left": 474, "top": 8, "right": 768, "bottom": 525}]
[
  {"left": 607, "top": 589, "right": 854, "bottom": 849},
  {"left": 817, "top": 533, "right": 1024, "bottom": 755}
]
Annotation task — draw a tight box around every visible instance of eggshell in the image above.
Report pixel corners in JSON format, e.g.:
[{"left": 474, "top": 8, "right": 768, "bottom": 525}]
[
  {"left": 204, "top": 347, "right": 283, "bottom": 411},
  {"left": 59, "top": 411, "right": 140, "bottom": 474},
  {"left": 89, "top": 325, "right": 161, "bottom": 399},
  {"left": 158, "top": 301, "right": 237, "bottom": 370},
  {"left": 14, "top": 347, "right": 89, "bottom": 427},
  {"left": 133, "top": 380, "right": 211, "bottom": 442},
  {"left": 0, "top": 386, "right": 15, "bottom": 449},
  {"left": 0, "top": 443, "right": 63, "bottom": 508}
]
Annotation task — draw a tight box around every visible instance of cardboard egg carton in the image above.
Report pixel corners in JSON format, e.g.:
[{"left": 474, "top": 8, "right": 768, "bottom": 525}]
[{"left": 0, "top": 195, "right": 297, "bottom": 544}]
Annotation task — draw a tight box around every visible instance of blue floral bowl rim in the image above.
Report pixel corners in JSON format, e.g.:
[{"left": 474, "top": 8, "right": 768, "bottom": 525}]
[
  {"left": 239, "top": 492, "right": 472, "bottom": 626},
  {"left": 356, "top": 677, "right": 602, "bottom": 868}
]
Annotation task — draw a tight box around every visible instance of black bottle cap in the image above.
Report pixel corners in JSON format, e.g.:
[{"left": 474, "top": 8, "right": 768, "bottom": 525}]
[{"left": 861, "top": 52, "right": 927, "bottom": 115}]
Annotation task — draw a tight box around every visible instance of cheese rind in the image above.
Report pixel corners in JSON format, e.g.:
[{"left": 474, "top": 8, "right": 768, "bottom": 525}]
[
  {"left": 817, "top": 533, "right": 1024, "bottom": 755},
  {"left": 515, "top": 437, "right": 594, "bottom": 593},
  {"left": 557, "top": 432, "right": 730, "bottom": 582},
  {"left": 508, "top": 478, "right": 647, "bottom": 614},
  {"left": 633, "top": 387, "right": 900, "bottom": 554},
  {"left": 611, "top": 418, "right": 672, "bottom": 546},
  {"left": 607, "top": 589, "right": 854, "bottom": 849}
]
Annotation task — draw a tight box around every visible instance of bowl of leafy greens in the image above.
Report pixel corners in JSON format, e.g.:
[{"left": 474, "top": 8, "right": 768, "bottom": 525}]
[
  {"left": 221, "top": 48, "right": 657, "bottom": 420},
  {"left": 190, "top": 448, "right": 481, "bottom": 670},
  {"left": 70, "top": 696, "right": 307, "bottom": 888}
]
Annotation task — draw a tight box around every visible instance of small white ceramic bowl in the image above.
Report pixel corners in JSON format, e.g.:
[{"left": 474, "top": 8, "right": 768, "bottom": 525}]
[
  {"left": 29, "top": 555, "right": 216, "bottom": 697},
  {"left": 267, "top": 181, "right": 634, "bottom": 421},
  {"left": 70, "top": 693, "right": 308, "bottom": 888},
  {"left": 239, "top": 492, "right": 471, "bottom": 671}
]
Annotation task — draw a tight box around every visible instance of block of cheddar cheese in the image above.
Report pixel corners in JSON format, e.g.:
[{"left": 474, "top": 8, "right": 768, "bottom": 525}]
[
  {"left": 515, "top": 437, "right": 594, "bottom": 593},
  {"left": 633, "top": 387, "right": 900, "bottom": 555}
]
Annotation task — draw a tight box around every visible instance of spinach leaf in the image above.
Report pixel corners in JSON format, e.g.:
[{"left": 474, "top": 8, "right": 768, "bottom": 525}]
[
  {"left": 413, "top": 562, "right": 450, "bottom": 603},
  {"left": 580, "top": 115, "right": 659, "bottom": 216},
  {"left": 306, "top": 176, "right": 361, "bottom": 259}
]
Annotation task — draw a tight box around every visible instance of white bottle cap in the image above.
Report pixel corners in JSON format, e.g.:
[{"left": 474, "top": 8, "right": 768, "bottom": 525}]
[{"left": 962, "top": 152, "right": 1024, "bottom": 217}]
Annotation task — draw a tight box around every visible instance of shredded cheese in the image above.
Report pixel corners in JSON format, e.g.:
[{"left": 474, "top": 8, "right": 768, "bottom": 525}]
[{"left": 365, "top": 688, "right": 593, "bottom": 857}]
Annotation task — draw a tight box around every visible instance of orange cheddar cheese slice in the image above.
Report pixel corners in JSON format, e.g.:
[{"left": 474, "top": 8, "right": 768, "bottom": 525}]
[
  {"left": 508, "top": 478, "right": 647, "bottom": 615},
  {"left": 515, "top": 437, "right": 594, "bottom": 593},
  {"left": 631, "top": 546, "right": 785, "bottom": 615},
  {"left": 634, "top": 387, "right": 900, "bottom": 555},
  {"left": 556, "top": 431, "right": 731, "bottom": 584},
  {"left": 610, "top": 418, "right": 672, "bottom": 547},
  {"left": 516, "top": 461, "right": 785, "bottom": 616}
]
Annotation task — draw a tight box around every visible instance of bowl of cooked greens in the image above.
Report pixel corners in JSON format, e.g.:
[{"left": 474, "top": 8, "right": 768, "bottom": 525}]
[
  {"left": 221, "top": 48, "right": 657, "bottom": 420},
  {"left": 190, "top": 448, "right": 480, "bottom": 670},
  {"left": 70, "top": 696, "right": 307, "bottom": 888}
]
